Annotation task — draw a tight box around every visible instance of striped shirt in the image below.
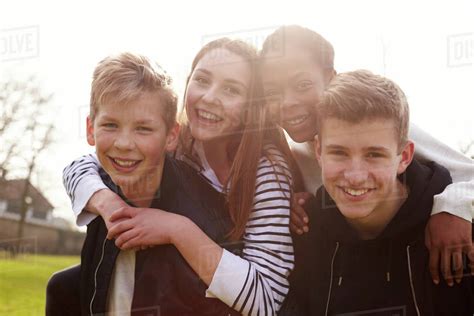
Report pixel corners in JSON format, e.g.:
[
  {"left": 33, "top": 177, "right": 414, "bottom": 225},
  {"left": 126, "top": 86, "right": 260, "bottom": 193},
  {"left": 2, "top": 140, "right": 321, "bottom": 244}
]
[{"left": 62, "top": 144, "right": 294, "bottom": 315}]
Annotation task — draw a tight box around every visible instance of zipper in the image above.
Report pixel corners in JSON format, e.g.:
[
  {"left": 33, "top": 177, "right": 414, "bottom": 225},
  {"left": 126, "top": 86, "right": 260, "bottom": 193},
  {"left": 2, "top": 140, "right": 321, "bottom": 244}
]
[
  {"left": 406, "top": 245, "right": 421, "bottom": 316},
  {"left": 325, "top": 242, "right": 339, "bottom": 316},
  {"left": 90, "top": 237, "right": 108, "bottom": 315}
]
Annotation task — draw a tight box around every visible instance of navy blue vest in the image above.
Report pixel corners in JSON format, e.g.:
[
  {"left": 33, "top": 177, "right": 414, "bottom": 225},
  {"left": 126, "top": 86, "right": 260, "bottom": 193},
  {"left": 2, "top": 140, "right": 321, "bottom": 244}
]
[{"left": 80, "top": 155, "right": 243, "bottom": 315}]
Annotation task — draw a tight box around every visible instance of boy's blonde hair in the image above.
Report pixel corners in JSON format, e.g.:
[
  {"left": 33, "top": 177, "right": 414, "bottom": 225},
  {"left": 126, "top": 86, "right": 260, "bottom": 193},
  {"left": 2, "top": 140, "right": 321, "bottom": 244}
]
[
  {"left": 90, "top": 52, "right": 177, "bottom": 130},
  {"left": 318, "top": 70, "right": 409, "bottom": 149}
]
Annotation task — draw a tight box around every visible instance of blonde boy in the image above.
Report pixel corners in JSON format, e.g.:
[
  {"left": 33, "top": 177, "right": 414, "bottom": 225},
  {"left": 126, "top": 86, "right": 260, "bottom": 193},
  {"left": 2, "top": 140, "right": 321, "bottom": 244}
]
[{"left": 286, "top": 70, "right": 473, "bottom": 315}]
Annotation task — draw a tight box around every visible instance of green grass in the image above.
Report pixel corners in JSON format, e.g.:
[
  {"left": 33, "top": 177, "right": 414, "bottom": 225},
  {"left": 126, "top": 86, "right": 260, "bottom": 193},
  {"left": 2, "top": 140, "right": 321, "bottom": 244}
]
[{"left": 0, "top": 253, "right": 79, "bottom": 316}]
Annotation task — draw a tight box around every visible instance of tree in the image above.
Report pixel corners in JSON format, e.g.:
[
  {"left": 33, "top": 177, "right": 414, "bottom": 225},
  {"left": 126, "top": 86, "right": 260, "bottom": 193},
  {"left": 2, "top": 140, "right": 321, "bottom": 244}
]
[{"left": 0, "top": 76, "right": 55, "bottom": 254}]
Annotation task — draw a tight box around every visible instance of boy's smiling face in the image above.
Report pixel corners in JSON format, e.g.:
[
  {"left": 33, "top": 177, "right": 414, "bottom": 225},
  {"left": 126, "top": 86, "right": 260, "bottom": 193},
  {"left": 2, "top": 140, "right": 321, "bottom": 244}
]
[
  {"left": 87, "top": 92, "right": 178, "bottom": 202},
  {"left": 315, "top": 118, "right": 414, "bottom": 224}
]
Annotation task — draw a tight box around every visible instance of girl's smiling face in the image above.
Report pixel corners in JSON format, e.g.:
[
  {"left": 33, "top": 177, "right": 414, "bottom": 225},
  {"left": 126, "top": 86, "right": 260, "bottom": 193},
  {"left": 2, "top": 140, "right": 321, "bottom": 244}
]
[
  {"left": 261, "top": 45, "right": 333, "bottom": 143},
  {"left": 185, "top": 48, "right": 252, "bottom": 143}
]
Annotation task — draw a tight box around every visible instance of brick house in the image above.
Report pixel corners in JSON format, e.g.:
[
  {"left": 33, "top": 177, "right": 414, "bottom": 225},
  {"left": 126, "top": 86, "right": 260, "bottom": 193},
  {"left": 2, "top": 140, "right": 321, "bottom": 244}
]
[{"left": 0, "top": 179, "right": 84, "bottom": 255}]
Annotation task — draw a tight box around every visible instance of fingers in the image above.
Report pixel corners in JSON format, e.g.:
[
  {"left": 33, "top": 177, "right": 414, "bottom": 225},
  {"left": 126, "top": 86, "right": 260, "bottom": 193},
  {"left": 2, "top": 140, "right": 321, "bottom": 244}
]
[
  {"left": 295, "top": 191, "right": 313, "bottom": 201},
  {"left": 120, "top": 234, "right": 146, "bottom": 250},
  {"left": 451, "top": 248, "right": 463, "bottom": 284},
  {"left": 115, "top": 229, "right": 140, "bottom": 249},
  {"left": 429, "top": 247, "right": 440, "bottom": 285},
  {"left": 291, "top": 192, "right": 311, "bottom": 234},
  {"left": 467, "top": 247, "right": 474, "bottom": 276},
  {"left": 107, "top": 220, "right": 134, "bottom": 239},
  {"left": 441, "top": 249, "right": 454, "bottom": 287},
  {"left": 424, "top": 224, "right": 432, "bottom": 249},
  {"left": 290, "top": 222, "right": 303, "bottom": 235},
  {"left": 109, "top": 206, "right": 134, "bottom": 222},
  {"left": 290, "top": 205, "right": 308, "bottom": 234},
  {"left": 296, "top": 199, "right": 310, "bottom": 224}
]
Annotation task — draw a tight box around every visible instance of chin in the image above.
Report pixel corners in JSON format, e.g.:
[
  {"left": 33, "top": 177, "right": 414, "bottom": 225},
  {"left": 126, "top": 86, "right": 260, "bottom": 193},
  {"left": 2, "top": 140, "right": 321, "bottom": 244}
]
[
  {"left": 111, "top": 174, "right": 138, "bottom": 188},
  {"left": 286, "top": 127, "right": 316, "bottom": 143},
  {"left": 339, "top": 207, "right": 373, "bottom": 220},
  {"left": 286, "top": 131, "right": 310, "bottom": 143},
  {"left": 337, "top": 198, "right": 378, "bottom": 217}
]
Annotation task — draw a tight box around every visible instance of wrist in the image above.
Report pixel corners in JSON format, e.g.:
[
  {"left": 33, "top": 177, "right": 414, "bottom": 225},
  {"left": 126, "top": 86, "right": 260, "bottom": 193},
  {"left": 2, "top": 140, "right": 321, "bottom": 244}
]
[
  {"left": 169, "top": 215, "right": 193, "bottom": 245},
  {"left": 86, "top": 189, "right": 123, "bottom": 218}
]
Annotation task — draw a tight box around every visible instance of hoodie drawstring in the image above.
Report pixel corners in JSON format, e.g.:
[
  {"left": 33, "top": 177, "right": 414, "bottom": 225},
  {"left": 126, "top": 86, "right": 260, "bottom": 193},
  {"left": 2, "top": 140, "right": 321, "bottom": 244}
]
[
  {"left": 325, "top": 242, "right": 340, "bottom": 316},
  {"left": 90, "top": 236, "right": 108, "bottom": 315},
  {"left": 386, "top": 240, "right": 393, "bottom": 282},
  {"left": 406, "top": 245, "right": 421, "bottom": 316}
]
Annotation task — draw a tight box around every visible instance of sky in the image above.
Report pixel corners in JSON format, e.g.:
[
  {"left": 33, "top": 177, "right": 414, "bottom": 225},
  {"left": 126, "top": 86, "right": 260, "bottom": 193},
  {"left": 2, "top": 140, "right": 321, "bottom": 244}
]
[{"left": 1, "top": 0, "right": 473, "bottom": 226}]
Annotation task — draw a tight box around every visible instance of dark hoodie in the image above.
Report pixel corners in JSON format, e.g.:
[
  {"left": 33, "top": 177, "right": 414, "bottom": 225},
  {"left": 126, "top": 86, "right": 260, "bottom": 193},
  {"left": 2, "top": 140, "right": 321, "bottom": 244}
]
[
  {"left": 80, "top": 156, "right": 242, "bottom": 316},
  {"left": 283, "top": 160, "right": 474, "bottom": 316}
]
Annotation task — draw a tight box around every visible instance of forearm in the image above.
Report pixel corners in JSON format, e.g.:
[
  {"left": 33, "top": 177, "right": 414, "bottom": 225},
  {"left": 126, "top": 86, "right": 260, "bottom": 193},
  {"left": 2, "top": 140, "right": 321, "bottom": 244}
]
[
  {"left": 86, "top": 188, "right": 126, "bottom": 219},
  {"left": 170, "top": 216, "right": 223, "bottom": 285},
  {"left": 410, "top": 123, "right": 474, "bottom": 183},
  {"left": 63, "top": 153, "right": 110, "bottom": 225},
  {"left": 410, "top": 123, "right": 474, "bottom": 219}
]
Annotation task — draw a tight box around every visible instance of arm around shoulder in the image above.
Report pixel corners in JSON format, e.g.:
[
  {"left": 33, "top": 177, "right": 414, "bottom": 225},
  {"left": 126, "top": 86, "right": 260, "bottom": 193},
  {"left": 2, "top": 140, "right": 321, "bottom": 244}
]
[{"left": 410, "top": 123, "right": 474, "bottom": 220}]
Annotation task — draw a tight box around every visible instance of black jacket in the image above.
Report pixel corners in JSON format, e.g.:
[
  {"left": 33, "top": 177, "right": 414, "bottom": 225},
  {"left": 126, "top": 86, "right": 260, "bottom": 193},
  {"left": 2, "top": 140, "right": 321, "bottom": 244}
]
[
  {"left": 80, "top": 155, "right": 242, "bottom": 316},
  {"left": 284, "top": 160, "right": 474, "bottom": 316}
]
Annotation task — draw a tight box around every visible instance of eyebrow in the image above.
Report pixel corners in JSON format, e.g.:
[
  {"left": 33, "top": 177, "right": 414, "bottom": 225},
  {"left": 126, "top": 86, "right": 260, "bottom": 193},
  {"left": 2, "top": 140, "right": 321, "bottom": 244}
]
[
  {"left": 365, "top": 146, "right": 391, "bottom": 152},
  {"left": 194, "top": 68, "right": 248, "bottom": 91},
  {"left": 98, "top": 115, "right": 117, "bottom": 121},
  {"left": 324, "top": 145, "right": 391, "bottom": 152},
  {"left": 98, "top": 116, "right": 156, "bottom": 125},
  {"left": 290, "top": 71, "right": 313, "bottom": 80},
  {"left": 324, "top": 144, "right": 347, "bottom": 150},
  {"left": 135, "top": 119, "right": 156, "bottom": 125}
]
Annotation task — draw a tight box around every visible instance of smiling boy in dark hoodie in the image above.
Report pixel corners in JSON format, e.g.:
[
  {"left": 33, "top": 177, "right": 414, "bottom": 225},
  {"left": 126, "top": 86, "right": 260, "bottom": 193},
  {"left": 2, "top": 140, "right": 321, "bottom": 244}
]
[{"left": 285, "top": 70, "right": 474, "bottom": 316}]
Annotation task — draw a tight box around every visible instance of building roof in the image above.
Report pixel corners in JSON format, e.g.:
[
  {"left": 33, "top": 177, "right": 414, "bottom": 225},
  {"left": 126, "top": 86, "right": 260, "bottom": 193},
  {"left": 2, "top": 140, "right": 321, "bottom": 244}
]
[{"left": 0, "top": 179, "right": 53, "bottom": 211}]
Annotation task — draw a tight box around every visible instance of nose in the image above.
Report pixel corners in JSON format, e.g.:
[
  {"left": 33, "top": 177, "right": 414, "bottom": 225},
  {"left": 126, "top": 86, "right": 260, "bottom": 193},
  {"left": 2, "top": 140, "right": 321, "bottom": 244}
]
[
  {"left": 281, "top": 89, "right": 299, "bottom": 110},
  {"left": 344, "top": 159, "right": 369, "bottom": 186},
  {"left": 201, "top": 85, "right": 221, "bottom": 106},
  {"left": 114, "top": 130, "right": 135, "bottom": 151}
]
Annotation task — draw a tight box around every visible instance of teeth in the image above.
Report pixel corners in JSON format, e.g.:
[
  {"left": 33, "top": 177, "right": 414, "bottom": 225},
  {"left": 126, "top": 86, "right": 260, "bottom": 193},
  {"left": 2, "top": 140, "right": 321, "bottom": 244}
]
[
  {"left": 197, "top": 110, "right": 222, "bottom": 122},
  {"left": 286, "top": 115, "right": 307, "bottom": 126},
  {"left": 113, "top": 159, "right": 137, "bottom": 167},
  {"left": 344, "top": 188, "right": 370, "bottom": 196}
]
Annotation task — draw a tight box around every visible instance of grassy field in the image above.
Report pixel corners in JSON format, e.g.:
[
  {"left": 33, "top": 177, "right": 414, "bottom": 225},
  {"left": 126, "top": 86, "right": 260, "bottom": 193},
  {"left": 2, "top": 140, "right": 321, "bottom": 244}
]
[{"left": 0, "top": 253, "right": 79, "bottom": 316}]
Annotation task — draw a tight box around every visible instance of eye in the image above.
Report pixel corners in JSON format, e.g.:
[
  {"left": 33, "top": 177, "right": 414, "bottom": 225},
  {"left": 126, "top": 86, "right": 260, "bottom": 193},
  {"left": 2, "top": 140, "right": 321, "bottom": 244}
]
[
  {"left": 102, "top": 123, "right": 117, "bottom": 129},
  {"left": 136, "top": 126, "right": 153, "bottom": 132},
  {"left": 194, "top": 76, "right": 209, "bottom": 85},
  {"left": 223, "top": 85, "right": 242, "bottom": 96},
  {"left": 296, "top": 81, "right": 313, "bottom": 91},
  {"left": 328, "top": 150, "right": 347, "bottom": 157},
  {"left": 367, "top": 152, "right": 384, "bottom": 158}
]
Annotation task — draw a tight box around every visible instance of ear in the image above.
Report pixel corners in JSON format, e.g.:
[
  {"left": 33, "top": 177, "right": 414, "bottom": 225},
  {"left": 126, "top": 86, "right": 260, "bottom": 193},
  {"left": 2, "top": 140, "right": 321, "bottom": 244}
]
[
  {"left": 86, "top": 116, "right": 95, "bottom": 146},
  {"left": 314, "top": 135, "right": 323, "bottom": 167},
  {"left": 165, "top": 122, "right": 180, "bottom": 152},
  {"left": 397, "top": 140, "right": 415, "bottom": 175}
]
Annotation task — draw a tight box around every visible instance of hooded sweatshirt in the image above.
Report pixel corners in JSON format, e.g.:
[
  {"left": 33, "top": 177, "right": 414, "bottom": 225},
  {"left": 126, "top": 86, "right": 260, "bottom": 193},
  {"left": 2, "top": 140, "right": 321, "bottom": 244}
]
[{"left": 285, "top": 160, "right": 474, "bottom": 316}]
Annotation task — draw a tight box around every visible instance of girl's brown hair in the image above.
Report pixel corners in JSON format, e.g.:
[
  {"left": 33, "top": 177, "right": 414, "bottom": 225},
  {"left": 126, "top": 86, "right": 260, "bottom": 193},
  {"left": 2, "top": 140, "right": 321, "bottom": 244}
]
[{"left": 178, "top": 38, "right": 301, "bottom": 240}]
